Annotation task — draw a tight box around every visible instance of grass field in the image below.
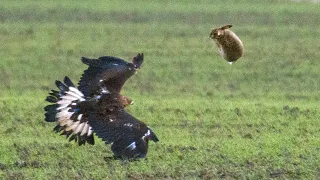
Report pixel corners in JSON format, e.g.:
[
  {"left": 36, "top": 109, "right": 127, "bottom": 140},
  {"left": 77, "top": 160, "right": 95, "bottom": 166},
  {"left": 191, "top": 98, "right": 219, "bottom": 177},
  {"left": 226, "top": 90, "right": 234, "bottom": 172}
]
[{"left": 1, "top": 0, "right": 320, "bottom": 179}]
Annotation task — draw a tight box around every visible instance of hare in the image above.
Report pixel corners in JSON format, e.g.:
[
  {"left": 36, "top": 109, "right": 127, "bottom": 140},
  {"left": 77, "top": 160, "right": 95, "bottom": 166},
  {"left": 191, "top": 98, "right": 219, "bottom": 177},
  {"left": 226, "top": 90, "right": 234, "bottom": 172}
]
[{"left": 209, "top": 25, "right": 244, "bottom": 64}]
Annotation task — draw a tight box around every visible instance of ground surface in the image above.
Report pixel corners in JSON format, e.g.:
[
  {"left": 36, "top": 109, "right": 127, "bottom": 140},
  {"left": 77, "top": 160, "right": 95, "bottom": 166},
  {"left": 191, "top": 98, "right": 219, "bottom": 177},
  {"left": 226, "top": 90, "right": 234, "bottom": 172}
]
[{"left": 1, "top": 0, "right": 320, "bottom": 179}]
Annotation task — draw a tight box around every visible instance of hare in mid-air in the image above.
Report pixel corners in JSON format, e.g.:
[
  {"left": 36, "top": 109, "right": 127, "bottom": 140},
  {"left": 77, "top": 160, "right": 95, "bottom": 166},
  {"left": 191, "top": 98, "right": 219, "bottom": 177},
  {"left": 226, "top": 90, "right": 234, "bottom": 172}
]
[{"left": 209, "top": 25, "right": 244, "bottom": 64}]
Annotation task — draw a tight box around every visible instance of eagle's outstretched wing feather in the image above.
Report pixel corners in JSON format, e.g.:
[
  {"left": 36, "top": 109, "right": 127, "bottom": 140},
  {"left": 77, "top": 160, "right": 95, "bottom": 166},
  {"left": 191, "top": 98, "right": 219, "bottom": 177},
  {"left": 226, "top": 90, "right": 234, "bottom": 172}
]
[
  {"left": 78, "top": 54, "right": 143, "bottom": 97},
  {"left": 44, "top": 76, "right": 94, "bottom": 145},
  {"left": 86, "top": 109, "right": 158, "bottom": 158}
]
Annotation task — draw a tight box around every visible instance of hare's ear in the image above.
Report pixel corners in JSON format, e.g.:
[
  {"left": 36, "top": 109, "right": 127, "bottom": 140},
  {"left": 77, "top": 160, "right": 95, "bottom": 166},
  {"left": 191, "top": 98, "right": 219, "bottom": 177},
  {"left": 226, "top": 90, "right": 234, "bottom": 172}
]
[{"left": 221, "top": 24, "right": 232, "bottom": 30}]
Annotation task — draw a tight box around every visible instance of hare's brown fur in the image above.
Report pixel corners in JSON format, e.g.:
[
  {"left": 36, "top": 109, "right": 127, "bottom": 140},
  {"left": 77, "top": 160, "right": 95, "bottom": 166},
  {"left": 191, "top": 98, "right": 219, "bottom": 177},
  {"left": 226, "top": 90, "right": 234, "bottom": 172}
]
[{"left": 210, "top": 25, "right": 244, "bottom": 63}]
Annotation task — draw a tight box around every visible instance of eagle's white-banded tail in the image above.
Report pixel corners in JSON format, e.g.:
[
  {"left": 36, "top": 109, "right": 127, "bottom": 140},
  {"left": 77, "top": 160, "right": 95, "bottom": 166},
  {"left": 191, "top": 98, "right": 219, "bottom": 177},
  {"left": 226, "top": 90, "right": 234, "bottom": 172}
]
[{"left": 44, "top": 76, "right": 94, "bottom": 145}]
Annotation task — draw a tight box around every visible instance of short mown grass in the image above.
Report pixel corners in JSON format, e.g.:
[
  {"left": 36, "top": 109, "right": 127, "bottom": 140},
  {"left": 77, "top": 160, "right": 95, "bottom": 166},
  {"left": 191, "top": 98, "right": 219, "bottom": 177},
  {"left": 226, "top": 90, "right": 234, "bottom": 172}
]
[{"left": 1, "top": 0, "right": 320, "bottom": 179}]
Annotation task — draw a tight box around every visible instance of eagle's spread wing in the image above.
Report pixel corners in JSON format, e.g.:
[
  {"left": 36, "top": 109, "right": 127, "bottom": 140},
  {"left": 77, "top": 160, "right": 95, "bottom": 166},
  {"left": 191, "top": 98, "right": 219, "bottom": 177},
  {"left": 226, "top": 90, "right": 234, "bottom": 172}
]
[
  {"left": 44, "top": 53, "right": 158, "bottom": 159},
  {"left": 86, "top": 108, "right": 158, "bottom": 159},
  {"left": 44, "top": 77, "right": 94, "bottom": 145},
  {"left": 78, "top": 53, "right": 143, "bottom": 97}
]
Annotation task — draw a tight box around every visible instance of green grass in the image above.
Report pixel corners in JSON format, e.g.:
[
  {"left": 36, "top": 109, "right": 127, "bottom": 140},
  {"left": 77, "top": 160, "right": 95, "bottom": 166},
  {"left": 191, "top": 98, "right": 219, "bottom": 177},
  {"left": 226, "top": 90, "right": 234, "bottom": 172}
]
[{"left": 1, "top": 0, "right": 320, "bottom": 179}]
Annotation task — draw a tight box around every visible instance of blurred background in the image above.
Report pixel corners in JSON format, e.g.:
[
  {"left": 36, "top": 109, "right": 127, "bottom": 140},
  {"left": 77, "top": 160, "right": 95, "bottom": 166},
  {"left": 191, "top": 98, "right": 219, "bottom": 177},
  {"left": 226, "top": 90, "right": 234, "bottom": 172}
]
[{"left": 1, "top": 0, "right": 320, "bottom": 100}]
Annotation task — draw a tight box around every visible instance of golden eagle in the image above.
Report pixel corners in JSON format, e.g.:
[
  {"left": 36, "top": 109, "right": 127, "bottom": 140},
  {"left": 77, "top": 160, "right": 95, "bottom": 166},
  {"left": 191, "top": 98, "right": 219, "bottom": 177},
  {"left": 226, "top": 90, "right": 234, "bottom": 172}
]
[{"left": 44, "top": 53, "right": 158, "bottom": 159}]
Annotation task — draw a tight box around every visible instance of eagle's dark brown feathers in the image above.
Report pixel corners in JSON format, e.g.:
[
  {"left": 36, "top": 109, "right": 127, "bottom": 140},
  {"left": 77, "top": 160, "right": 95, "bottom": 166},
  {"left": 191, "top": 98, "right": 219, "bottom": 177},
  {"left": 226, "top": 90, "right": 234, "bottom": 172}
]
[
  {"left": 44, "top": 53, "right": 158, "bottom": 159},
  {"left": 78, "top": 54, "right": 143, "bottom": 97}
]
